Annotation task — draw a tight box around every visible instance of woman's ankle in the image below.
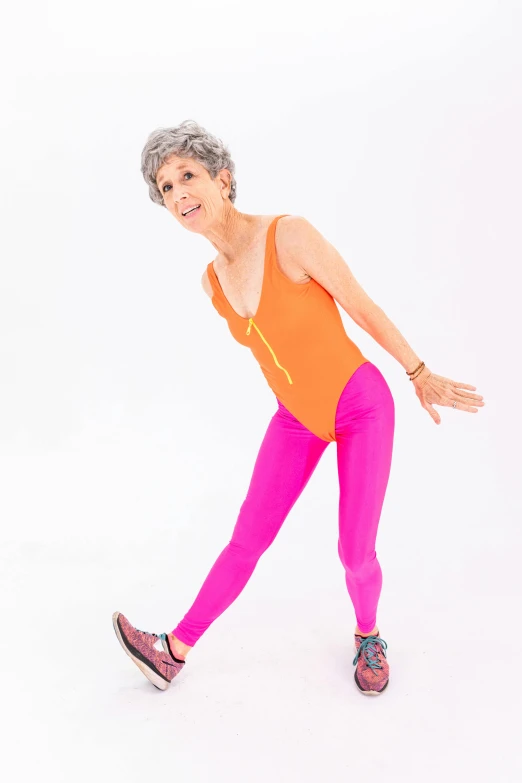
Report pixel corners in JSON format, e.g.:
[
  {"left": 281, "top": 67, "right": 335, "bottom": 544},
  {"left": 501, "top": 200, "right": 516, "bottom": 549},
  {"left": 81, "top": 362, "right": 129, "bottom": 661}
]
[
  {"left": 168, "top": 633, "right": 192, "bottom": 658},
  {"left": 355, "top": 625, "right": 379, "bottom": 637}
]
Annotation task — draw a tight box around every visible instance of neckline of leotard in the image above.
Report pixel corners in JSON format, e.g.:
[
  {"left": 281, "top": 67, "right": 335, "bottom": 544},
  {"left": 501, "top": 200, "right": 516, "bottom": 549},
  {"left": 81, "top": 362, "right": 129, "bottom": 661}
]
[{"left": 209, "top": 214, "right": 287, "bottom": 321}]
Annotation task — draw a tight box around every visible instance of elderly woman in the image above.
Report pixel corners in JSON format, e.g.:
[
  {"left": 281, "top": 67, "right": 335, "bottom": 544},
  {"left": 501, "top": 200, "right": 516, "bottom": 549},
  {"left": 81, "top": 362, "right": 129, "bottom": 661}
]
[{"left": 112, "top": 119, "right": 485, "bottom": 696}]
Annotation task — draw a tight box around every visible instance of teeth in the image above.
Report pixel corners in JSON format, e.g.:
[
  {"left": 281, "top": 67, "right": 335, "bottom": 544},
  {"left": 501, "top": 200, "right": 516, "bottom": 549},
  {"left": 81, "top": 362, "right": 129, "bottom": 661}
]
[{"left": 183, "top": 205, "right": 200, "bottom": 216}]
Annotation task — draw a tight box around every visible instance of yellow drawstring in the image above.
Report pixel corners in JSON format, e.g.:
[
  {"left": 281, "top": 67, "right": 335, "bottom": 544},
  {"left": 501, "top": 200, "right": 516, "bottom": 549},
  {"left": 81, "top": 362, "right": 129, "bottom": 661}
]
[{"left": 246, "top": 318, "right": 293, "bottom": 384}]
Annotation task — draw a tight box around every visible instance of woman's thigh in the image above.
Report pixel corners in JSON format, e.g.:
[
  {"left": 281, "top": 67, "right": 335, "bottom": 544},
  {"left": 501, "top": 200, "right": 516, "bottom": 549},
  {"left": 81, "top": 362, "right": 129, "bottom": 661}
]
[
  {"left": 334, "top": 362, "right": 395, "bottom": 564},
  {"left": 231, "top": 402, "right": 331, "bottom": 553}
]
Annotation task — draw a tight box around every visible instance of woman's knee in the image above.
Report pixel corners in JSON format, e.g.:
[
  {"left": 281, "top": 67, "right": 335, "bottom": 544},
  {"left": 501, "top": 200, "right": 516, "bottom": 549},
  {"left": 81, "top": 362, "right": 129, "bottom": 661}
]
[
  {"left": 339, "top": 546, "right": 379, "bottom": 579},
  {"left": 225, "top": 537, "right": 269, "bottom": 566}
]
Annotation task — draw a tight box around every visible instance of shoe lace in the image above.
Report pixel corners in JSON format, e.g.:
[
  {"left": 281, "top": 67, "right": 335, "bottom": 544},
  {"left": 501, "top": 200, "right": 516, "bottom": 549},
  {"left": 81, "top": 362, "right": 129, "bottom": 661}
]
[
  {"left": 135, "top": 627, "right": 167, "bottom": 642},
  {"left": 352, "top": 635, "right": 388, "bottom": 671}
]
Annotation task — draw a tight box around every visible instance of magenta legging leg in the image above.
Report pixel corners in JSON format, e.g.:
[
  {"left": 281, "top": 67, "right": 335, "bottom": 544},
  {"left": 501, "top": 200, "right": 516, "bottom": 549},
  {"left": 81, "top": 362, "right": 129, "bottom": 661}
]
[
  {"left": 171, "top": 360, "right": 394, "bottom": 646},
  {"left": 335, "top": 361, "right": 395, "bottom": 633},
  {"left": 171, "top": 402, "right": 330, "bottom": 645}
]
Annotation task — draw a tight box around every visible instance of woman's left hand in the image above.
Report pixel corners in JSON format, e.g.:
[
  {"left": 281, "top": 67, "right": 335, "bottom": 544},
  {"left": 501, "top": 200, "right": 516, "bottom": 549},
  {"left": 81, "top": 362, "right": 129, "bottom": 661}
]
[{"left": 411, "top": 366, "right": 485, "bottom": 425}]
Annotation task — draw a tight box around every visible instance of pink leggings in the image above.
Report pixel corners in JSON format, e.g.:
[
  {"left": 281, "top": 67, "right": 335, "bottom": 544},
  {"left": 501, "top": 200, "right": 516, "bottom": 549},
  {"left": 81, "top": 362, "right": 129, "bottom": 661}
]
[{"left": 172, "top": 361, "right": 395, "bottom": 646}]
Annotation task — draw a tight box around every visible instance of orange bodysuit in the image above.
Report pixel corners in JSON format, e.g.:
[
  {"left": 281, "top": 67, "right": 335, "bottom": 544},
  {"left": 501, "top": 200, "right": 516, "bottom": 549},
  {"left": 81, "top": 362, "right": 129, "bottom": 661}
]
[{"left": 206, "top": 214, "right": 369, "bottom": 442}]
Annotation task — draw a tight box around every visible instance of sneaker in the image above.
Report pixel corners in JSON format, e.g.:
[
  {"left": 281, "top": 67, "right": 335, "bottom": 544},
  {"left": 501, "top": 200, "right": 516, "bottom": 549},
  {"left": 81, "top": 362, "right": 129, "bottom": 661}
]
[
  {"left": 112, "top": 611, "right": 185, "bottom": 691},
  {"left": 353, "top": 631, "right": 389, "bottom": 695}
]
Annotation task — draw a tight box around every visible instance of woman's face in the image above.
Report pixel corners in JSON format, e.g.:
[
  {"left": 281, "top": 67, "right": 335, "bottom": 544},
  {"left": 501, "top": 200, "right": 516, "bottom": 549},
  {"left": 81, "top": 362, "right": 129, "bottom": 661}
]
[{"left": 155, "top": 155, "right": 229, "bottom": 230}]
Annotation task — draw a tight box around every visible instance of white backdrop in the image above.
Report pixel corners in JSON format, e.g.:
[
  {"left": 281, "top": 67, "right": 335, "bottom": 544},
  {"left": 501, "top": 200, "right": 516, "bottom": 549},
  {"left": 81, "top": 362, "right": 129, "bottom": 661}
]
[{"left": 1, "top": 1, "right": 520, "bottom": 781}]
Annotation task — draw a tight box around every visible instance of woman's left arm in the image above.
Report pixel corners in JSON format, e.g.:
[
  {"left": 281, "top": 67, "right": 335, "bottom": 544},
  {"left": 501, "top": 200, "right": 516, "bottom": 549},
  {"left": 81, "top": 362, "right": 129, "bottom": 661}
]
[{"left": 277, "top": 216, "right": 485, "bottom": 425}]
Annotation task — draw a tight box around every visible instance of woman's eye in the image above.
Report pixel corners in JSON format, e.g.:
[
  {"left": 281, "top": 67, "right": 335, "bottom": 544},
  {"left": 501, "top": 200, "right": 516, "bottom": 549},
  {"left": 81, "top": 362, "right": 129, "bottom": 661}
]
[{"left": 162, "top": 172, "right": 193, "bottom": 193}]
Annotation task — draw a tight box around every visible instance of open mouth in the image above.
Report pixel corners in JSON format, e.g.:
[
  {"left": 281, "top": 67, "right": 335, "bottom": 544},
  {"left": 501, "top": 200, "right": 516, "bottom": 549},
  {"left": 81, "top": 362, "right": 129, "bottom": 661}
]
[{"left": 182, "top": 205, "right": 201, "bottom": 218}]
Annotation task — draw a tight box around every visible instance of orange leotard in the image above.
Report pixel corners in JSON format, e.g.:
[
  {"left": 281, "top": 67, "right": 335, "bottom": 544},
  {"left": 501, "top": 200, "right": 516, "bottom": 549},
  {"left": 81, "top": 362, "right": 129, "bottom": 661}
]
[{"left": 207, "top": 214, "right": 369, "bottom": 442}]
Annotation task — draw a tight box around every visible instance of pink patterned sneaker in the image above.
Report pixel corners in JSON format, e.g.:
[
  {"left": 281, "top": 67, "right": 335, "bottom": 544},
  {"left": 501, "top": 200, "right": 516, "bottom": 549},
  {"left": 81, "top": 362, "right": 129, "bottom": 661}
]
[
  {"left": 112, "top": 611, "right": 185, "bottom": 691},
  {"left": 353, "top": 630, "right": 389, "bottom": 695}
]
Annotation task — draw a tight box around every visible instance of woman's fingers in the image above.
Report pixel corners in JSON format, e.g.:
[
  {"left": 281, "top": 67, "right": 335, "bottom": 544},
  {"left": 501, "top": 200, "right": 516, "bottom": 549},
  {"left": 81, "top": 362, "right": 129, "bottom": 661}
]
[
  {"left": 450, "top": 381, "right": 477, "bottom": 390},
  {"left": 422, "top": 398, "right": 441, "bottom": 425},
  {"left": 460, "top": 395, "right": 485, "bottom": 407},
  {"left": 444, "top": 397, "right": 480, "bottom": 412},
  {"left": 448, "top": 379, "right": 484, "bottom": 399},
  {"left": 442, "top": 390, "right": 485, "bottom": 411}
]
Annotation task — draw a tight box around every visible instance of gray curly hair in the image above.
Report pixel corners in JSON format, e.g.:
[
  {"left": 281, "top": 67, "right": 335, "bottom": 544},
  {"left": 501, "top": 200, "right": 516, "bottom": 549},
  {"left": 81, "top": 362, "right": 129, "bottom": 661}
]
[{"left": 140, "top": 119, "right": 237, "bottom": 207}]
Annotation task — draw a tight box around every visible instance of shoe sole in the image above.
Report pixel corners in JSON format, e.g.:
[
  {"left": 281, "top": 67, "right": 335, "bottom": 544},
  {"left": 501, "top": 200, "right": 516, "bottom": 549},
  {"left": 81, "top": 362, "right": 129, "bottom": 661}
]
[
  {"left": 112, "top": 611, "right": 170, "bottom": 691},
  {"left": 353, "top": 643, "right": 389, "bottom": 696}
]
